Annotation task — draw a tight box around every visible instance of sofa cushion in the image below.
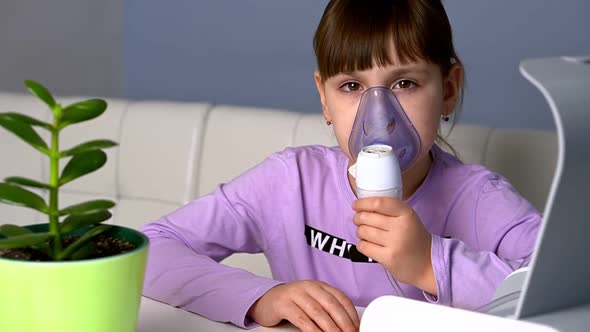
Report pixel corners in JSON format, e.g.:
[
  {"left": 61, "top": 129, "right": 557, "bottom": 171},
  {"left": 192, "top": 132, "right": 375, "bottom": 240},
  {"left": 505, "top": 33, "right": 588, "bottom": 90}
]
[
  {"left": 119, "top": 101, "right": 210, "bottom": 205},
  {"left": 441, "top": 123, "right": 492, "bottom": 165},
  {"left": 197, "top": 105, "right": 301, "bottom": 196},
  {"left": 293, "top": 113, "right": 337, "bottom": 147},
  {"left": 485, "top": 128, "right": 557, "bottom": 211}
]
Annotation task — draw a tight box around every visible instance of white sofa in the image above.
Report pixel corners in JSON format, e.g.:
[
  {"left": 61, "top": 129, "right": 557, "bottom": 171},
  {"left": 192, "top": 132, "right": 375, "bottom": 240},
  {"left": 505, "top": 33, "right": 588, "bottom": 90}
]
[{"left": 0, "top": 92, "right": 557, "bottom": 277}]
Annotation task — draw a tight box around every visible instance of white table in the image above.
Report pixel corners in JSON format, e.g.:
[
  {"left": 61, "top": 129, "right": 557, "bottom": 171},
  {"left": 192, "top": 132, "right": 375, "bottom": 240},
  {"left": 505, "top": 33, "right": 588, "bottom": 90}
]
[
  {"left": 137, "top": 296, "right": 590, "bottom": 332},
  {"left": 137, "top": 297, "right": 365, "bottom": 331}
]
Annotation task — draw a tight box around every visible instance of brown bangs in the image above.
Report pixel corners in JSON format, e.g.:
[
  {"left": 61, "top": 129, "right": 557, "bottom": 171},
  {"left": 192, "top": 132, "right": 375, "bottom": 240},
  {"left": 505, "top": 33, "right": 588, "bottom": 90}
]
[{"left": 313, "top": 0, "right": 458, "bottom": 80}]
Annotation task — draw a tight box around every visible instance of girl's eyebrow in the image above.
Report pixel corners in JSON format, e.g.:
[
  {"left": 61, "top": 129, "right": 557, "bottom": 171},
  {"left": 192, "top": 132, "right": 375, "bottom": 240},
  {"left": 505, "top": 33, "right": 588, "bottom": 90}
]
[
  {"left": 337, "top": 65, "right": 430, "bottom": 79},
  {"left": 386, "top": 65, "right": 430, "bottom": 76}
]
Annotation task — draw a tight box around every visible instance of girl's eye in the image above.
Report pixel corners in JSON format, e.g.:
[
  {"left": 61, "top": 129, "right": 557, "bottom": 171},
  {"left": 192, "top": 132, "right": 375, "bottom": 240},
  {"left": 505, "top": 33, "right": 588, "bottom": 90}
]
[
  {"left": 340, "top": 82, "right": 363, "bottom": 92},
  {"left": 393, "top": 80, "right": 416, "bottom": 90}
]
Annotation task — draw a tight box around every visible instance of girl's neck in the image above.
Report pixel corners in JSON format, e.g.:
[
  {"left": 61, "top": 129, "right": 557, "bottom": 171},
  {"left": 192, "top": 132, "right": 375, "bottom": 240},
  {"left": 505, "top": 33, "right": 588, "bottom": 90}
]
[{"left": 347, "top": 149, "right": 433, "bottom": 201}]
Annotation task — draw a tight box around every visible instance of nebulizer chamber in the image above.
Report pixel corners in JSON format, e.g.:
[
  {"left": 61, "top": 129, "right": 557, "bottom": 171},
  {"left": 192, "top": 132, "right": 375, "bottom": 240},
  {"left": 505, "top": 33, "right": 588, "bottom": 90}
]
[{"left": 349, "top": 144, "right": 403, "bottom": 199}]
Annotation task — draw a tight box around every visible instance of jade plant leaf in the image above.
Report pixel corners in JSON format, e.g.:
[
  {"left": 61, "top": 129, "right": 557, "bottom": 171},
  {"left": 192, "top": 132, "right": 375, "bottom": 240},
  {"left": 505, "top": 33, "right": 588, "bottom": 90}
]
[
  {"left": 4, "top": 176, "right": 51, "bottom": 189},
  {"left": 60, "top": 139, "right": 117, "bottom": 158},
  {"left": 69, "top": 242, "right": 96, "bottom": 260},
  {"left": 0, "top": 115, "right": 49, "bottom": 155},
  {"left": 0, "top": 224, "right": 32, "bottom": 237},
  {"left": 59, "top": 199, "right": 115, "bottom": 216},
  {"left": 24, "top": 80, "right": 56, "bottom": 108},
  {"left": 0, "top": 225, "right": 51, "bottom": 256},
  {"left": 59, "top": 99, "right": 107, "bottom": 129},
  {"left": 0, "top": 112, "right": 52, "bottom": 130},
  {"left": 60, "top": 209, "right": 112, "bottom": 234},
  {"left": 59, "top": 150, "right": 107, "bottom": 186},
  {"left": 0, "top": 232, "right": 52, "bottom": 249},
  {"left": 0, "top": 183, "right": 48, "bottom": 213},
  {"left": 56, "top": 224, "right": 111, "bottom": 260}
]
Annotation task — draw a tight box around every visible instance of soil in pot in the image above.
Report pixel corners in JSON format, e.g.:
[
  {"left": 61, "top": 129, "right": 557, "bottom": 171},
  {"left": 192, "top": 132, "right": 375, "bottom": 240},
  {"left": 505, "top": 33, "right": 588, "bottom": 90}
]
[{"left": 0, "top": 234, "right": 137, "bottom": 262}]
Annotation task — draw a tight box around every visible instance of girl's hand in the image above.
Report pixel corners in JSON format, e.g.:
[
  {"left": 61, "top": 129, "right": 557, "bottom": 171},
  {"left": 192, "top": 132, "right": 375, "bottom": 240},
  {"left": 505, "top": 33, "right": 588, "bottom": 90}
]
[
  {"left": 247, "top": 280, "right": 360, "bottom": 332},
  {"left": 352, "top": 197, "right": 436, "bottom": 295}
]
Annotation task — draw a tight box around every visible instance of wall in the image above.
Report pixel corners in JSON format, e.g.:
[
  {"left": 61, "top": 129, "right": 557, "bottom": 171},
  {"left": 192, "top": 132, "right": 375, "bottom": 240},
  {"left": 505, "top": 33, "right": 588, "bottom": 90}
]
[
  {"left": 123, "top": 0, "right": 323, "bottom": 112},
  {"left": 445, "top": 1, "right": 590, "bottom": 129},
  {"left": 1, "top": 1, "right": 588, "bottom": 129},
  {"left": 124, "top": 0, "right": 590, "bottom": 129},
  {"left": 0, "top": 0, "right": 123, "bottom": 98}
]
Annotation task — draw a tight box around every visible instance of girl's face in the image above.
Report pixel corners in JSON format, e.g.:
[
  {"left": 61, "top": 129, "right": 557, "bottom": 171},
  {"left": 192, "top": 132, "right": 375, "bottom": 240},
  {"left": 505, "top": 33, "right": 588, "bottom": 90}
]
[{"left": 315, "top": 49, "right": 462, "bottom": 167}]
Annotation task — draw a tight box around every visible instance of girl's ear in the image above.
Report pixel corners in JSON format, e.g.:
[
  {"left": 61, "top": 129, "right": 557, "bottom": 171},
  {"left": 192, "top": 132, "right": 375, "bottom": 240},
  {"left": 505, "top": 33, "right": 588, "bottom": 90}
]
[
  {"left": 442, "top": 64, "right": 464, "bottom": 117},
  {"left": 314, "top": 71, "right": 329, "bottom": 117}
]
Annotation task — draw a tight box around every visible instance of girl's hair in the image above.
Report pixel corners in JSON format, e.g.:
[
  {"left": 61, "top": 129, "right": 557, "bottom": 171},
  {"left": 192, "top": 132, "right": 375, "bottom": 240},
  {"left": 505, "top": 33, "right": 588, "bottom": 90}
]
[{"left": 313, "top": 0, "right": 464, "bottom": 154}]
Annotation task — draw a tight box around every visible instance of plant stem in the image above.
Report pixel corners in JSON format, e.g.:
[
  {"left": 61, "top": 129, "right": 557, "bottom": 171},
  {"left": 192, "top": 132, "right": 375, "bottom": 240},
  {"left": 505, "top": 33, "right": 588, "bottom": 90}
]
[{"left": 49, "top": 125, "right": 62, "bottom": 259}]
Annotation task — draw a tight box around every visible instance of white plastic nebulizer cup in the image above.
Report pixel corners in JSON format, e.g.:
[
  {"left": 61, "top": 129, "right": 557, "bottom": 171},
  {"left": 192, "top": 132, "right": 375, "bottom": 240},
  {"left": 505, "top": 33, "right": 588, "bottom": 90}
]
[{"left": 349, "top": 144, "right": 402, "bottom": 199}]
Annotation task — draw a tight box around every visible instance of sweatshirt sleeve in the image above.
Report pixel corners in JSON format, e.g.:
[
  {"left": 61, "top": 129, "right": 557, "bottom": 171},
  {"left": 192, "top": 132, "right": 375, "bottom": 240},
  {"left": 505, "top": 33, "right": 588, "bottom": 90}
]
[
  {"left": 424, "top": 175, "right": 541, "bottom": 309},
  {"left": 140, "top": 154, "right": 289, "bottom": 328}
]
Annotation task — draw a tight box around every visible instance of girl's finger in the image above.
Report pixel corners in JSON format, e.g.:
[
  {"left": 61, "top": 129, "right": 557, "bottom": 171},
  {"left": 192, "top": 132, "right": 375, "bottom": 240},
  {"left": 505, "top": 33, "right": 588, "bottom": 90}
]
[
  {"left": 319, "top": 283, "right": 361, "bottom": 330},
  {"left": 356, "top": 224, "right": 389, "bottom": 246},
  {"left": 282, "top": 301, "right": 322, "bottom": 332},
  {"left": 294, "top": 293, "right": 341, "bottom": 332},
  {"left": 352, "top": 196, "right": 410, "bottom": 216},
  {"left": 356, "top": 239, "right": 385, "bottom": 263},
  {"left": 352, "top": 211, "right": 391, "bottom": 230}
]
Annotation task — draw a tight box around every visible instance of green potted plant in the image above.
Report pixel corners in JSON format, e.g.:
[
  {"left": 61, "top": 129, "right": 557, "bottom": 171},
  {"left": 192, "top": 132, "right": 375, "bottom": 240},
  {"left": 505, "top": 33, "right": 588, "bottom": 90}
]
[{"left": 0, "top": 81, "right": 149, "bottom": 332}]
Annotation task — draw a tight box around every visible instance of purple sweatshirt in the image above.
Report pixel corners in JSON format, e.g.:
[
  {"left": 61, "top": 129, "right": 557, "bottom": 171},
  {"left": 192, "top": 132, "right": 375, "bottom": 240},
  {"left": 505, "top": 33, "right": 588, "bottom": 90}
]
[{"left": 141, "top": 145, "right": 540, "bottom": 328}]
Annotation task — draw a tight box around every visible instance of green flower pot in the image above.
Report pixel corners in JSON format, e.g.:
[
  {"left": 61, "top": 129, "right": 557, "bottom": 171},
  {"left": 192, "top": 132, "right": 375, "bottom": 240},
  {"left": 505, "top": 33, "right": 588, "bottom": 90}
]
[{"left": 0, "top": 224, "right": 149, "bottom": 332}]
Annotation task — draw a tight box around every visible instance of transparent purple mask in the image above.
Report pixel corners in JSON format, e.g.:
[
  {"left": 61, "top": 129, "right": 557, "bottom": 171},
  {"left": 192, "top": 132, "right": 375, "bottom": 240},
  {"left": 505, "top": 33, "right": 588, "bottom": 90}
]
[{"left": 348, "top": 86, "right": 421, "bottom": 172}]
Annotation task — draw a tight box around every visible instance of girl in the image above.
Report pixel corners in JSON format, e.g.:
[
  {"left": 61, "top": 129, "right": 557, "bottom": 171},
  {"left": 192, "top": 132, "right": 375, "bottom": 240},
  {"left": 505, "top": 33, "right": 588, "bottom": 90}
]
[{"left": 141, "top": 1, "right": 541, "bottom": 331}]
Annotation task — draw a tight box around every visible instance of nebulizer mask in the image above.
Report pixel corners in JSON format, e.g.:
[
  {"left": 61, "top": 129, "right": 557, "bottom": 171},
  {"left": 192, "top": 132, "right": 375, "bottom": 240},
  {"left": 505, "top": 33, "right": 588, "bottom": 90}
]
[{"left": 347, "top": 87, "right": 421, "bottom": 199}]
